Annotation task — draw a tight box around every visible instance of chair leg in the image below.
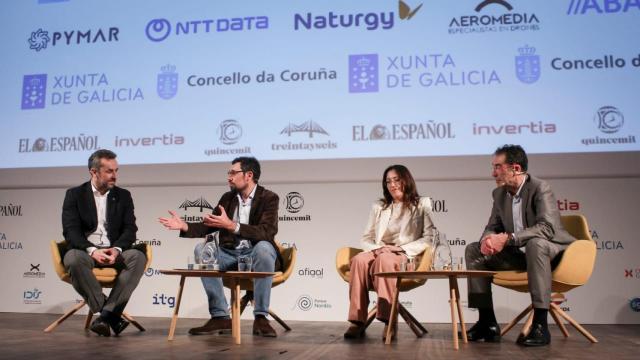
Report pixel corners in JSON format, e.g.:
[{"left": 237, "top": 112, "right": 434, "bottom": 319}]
[
  {"left": 551, "top": 303, "right": 598, "bottom": 343},
  {"left": 268, "top": 309, "right": 291, "bottom": 331},
  {"left": 500, "top": 304, "right": 533, "bottom": 336},
  {"left": 399, "top": 303, "right": 428, "bottom": 335},
  {"left": 239, "top": 292, "right": 253, "bottom": 314},
  {"left": 364, "top": 306, "right": 377, "bottom": 329},
  {"left": 84, "top": 312, "right": 93, "bottom": 329},
  {"left": 398, "top": 305, "right": 424, "bottom": 338},
  {"left": 122, "top": 312, "right": 145, "bottom": 332},
  {"left": 519, "top": 311, "right": 534, "bottom": 339},
  {"left": 549, "top": 305, "right": 570, "bottom": 338},
  {"left": 44, "top": 300, "right": 87, "bottom": 333}
]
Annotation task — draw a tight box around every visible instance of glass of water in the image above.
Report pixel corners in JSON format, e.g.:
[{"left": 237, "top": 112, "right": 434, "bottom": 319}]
[{"left": 238, "top": 255, "right": 253, "bottom": 272}]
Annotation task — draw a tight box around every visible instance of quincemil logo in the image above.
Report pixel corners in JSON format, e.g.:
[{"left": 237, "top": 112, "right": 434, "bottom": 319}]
[
  {"left": 204, "top": 120, "right": 251, "bottom": 157},
  {"left": 18, "top": 134, "right": 99, "bottom": 153},
  {"left": 157, "top": 64, "right": 178, "bottom": 100},
  {"left": 23, "top": 264, "right": 46, "bottom": 278},
  {"left": 294, "top": 1, "right": 422, "bottom": 31},
  {"left": 515, "top": 45, "right": 540, "bottom": 84},
  {"left": 145, "top": 16, "right": 268, "bottom": 43},
  {"left": 567, "top": 0, "right": 640, "bottom": 15},
  {"left": 0, "top": 232, "right": 23, "bottom": 251},
  {"left": 449, "top": 0, "right": 540, "bottom": 35},
  {"left": 280, "top": 192, "right": 311, "bottom": 222},
  {"left": 21, "top": 73, "right": 144, "bottom": 110},
  {"left": 349, "top": 53, "right": 500, "bottom": 93},
  {"left": 630, "top": 298, "right": 640, "bottom": 312},
  {"left": 352, "top": 122, "right": 455, "bottom": 141},
  {"left": 178, "top": 197, "right": 214, "bottom": 223},
  {"left": 272, "top": 121, "right": 337, "bottom": 152},
  {"left": 28, "top": 27, "right": 119, "bottom": 51},
  {"left": 24, "top": 288, "right": 43, "bottom": 304},
  {"left": 292, "top": 295, "right": 331, "bottom": 311},
  {"left": 581, "top": 106, "right": 636, "bottom": 146}
]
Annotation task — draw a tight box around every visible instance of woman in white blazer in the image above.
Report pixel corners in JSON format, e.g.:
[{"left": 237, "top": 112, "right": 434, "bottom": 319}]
[{"left": 344, "top": 165, "right": 436, "bottom": 340}]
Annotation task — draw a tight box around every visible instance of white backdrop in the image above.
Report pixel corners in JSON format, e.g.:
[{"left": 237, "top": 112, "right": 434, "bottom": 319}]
[{"left": 2, "top": 155, "right": 639, "bottom": 324}]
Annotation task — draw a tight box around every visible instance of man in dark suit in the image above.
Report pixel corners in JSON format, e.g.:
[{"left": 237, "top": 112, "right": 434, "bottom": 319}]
[
  {"left": 62, "top": 149, "right": 146, "bottom": 337},
  {"left": 159, "top": 156, "right": 281, "bottom": 337},
  {"left": 465, "top": 145, "right": 575, "bottom": 346}
]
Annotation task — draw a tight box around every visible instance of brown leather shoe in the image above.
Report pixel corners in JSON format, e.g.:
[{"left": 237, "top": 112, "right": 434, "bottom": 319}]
[
  {"left": 343, "top": 323, "right": 366, "bottom": 339},
  {"left": 382, "top": 323, "right": 397, "bottom": 341},
  {"left": 188, "top": 318, "right": 231, "bottom": 335},
  {"left": 253, "top": 317, "right": 277, "bottom": 337}
]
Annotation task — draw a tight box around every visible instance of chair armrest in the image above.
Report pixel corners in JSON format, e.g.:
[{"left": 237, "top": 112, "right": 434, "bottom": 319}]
[
  {"left": 335, "top": 247, "right": 363, "bottom": 282},
  {"left": 552, "top": 240, "right": 596, "bottom": 286},
  {"left": 50, "top": 240, "right": 68, "bottom": 280}
]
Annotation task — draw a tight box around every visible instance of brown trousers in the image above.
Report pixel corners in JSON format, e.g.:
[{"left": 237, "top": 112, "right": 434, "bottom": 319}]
[{"left": 348, "top": 248, "right": 406, "bottom": 323}]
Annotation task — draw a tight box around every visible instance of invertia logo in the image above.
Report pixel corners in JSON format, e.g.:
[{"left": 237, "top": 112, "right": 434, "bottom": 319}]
[
  {"left": 114, "top": 134, "right": 184, "bottom": 147},
  {"left": 472, "top": 122, "right": 556, "bottom": 135},
  {"left": 557, "top": 199, "right": 580, "bottom": 211}
]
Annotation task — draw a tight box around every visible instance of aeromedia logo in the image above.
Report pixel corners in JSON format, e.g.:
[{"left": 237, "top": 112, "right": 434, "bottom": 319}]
[
  {"left": 449, "top": 0, "right": 540, "bottom": 35},
  {"left": 294, "top": 1, "right": 422, "bottom": 31},
  {"left": 145, "top": 16, "right": 268, "bottom": 42},
  {"left": 28, "top": 27, "right": 119, "bottom": 51}
]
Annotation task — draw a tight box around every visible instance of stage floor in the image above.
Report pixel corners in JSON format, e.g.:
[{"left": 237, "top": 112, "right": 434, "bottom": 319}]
[{"left": 0, "top": 312, "right": 638, "bottom": 359}]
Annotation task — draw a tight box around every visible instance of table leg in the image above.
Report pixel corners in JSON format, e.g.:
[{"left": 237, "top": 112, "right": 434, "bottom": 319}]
[
  {"left": 168, "top": 275, "right": 186, "bottom": 341},
  {"left": 230, "top": 278, "right": 241, "bottom": 345},
  {"left": 451, "top": 277, "right": 467, "bottom": 343},
  {"left": 385, "top": 277, "right": 401, "bottom": 345},
  {"left": 448, "top": 277, "right": 459, "bottom": 350}
]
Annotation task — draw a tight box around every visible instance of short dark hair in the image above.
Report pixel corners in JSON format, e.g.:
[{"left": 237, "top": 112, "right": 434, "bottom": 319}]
[
  {"left": 232, "top": 156, "right": 261, "bottom": 182},
  {"left": 494, "top": 144, "right": 528, "bottom": 172},
  {"left": 380, "top": 164, "right": 420, "bottom": 208},
  {"left": 88, "top": 149, "right": 117, "bottom": 170}
]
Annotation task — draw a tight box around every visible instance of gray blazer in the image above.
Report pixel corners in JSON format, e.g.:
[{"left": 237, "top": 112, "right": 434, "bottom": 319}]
[{"left": 482, "top": 175, "right": 575, "bottom": 247}]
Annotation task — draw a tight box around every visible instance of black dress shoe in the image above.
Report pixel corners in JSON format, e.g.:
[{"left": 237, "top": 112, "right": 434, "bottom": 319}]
[
  {"left": 110, "top": 318, "right": 130, "bottom": 336},
  {"left": 90, "top": 317, "right": 111, "bottom": 337},
  {"left": 465, "top": 321, "right": 501, "bottom": 342},
  {"left": 188, "top": 318, "right": 232, "bottom": 335},
  {"left": 518, "top": 323, "right": 550, "bottom": 347},
  {"left": 253, "top": 317, "right": 277, "bottom": 337}
]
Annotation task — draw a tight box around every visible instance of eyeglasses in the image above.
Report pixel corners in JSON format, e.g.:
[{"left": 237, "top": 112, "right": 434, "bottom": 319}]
[
  {"left": 491, "top": 163, "right": 508, "bottom": 171},
  {"left": 227, "top": 170, "right": 245, "bottom": 176}
]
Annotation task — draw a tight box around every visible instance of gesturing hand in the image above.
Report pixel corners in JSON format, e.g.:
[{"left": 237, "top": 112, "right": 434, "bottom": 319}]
[
  {"left": 203, "top": 205, "right": 236, "bottom": 232},
  {"left": 158, "top": 210, "right": 188, "bottom": 232}
]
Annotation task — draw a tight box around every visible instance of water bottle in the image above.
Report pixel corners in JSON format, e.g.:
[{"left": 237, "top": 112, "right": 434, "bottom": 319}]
[
  {"left": 431, "top": 229, "right": 452, "bottom": 271},
  {"left": 201, "top": 233, "right": 220, "bottom": 270}
]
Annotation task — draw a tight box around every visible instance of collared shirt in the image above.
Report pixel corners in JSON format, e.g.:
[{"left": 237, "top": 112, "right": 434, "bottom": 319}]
[
  {"left": 232, "top": 184, "right": 257, "bottom": 249},
  {"left": 86, "top": 182, "right": 111, "bottom": 255},
  {"left": 508, "top": 174, "right": 528, "bottom": 246}
]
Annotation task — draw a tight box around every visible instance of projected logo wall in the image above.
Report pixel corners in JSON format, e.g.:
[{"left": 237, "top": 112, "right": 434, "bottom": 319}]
[
  {"left": 204, "top": 120, "right": 251, "bottom": 157},
  {"left": 28, "top": 27, "right": 119, "bottom": 51},
  {"left": 272, "top": 121, "right": 337, "bottom": 152}
]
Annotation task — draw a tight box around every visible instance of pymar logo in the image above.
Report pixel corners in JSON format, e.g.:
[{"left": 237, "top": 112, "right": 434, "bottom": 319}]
[
  {"left": 178, "top": 197, "right": 214, "bottom": 223},
  {"left": 24, "top": 288, "right": 43, "bottom": 304},
  {"left": 567, "top": 0, "right": 640, "bottom": 15},
  {"left": 218, "top": 119, "right": 242, "bottom": 145},
  {"left": 515, "top": 45, "right": 540, "bottom": 84},
  {"left": 157, "top": 64, "right": 178, "bottom": 100},
  {"left": 22, "top": 74, "right": 47, "bottom": 109},
  {"left": 630, "top": 298, "right": 640, "bottom": 312},
  {"left": 595, "top": 106, "right": 624, "bottom": 134},
  {"left": 349, "top": 54, "right": 379, "bottom": 93},
  {"left": 145, "top": 16, "right": 268, "bottom": 42},
  {"left": 27, "top": 27, "right": 119, "bottom": 51},
  {"left": 28, "top": 29, "right": 50, "bottom": 51},
  {"left": 280, "top": 121, "right": 329, "bottom": 138}
]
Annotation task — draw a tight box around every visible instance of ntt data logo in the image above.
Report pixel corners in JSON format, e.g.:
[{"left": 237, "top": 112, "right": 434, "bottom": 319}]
[
  {"left": 567, "top": 0, "right": 640, "bottom": 15},
  {"left": 145, "top": 16, "right": 269, "bottom": 42}
]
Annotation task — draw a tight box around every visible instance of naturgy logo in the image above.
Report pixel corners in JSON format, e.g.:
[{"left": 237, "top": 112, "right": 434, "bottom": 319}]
[{"left": 294, "top": 1, "right": 422, "bottom": 31}]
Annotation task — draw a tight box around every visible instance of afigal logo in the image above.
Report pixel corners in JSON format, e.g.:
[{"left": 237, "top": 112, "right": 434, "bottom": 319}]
[
  {"left": 292, "top": 295, "right": 331, "bottom": 311},
  {"left": 298, "top": 267, "right": 324, "bottom": 279},
  {"left": 24, "top": 288, "right": 43, "bottom": 304},
  {"left": 23, "top": 263, "right": 46, "bottom": 278},
  {"left": 515, "top": 45, "right": 540, "bottom": 84}
]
